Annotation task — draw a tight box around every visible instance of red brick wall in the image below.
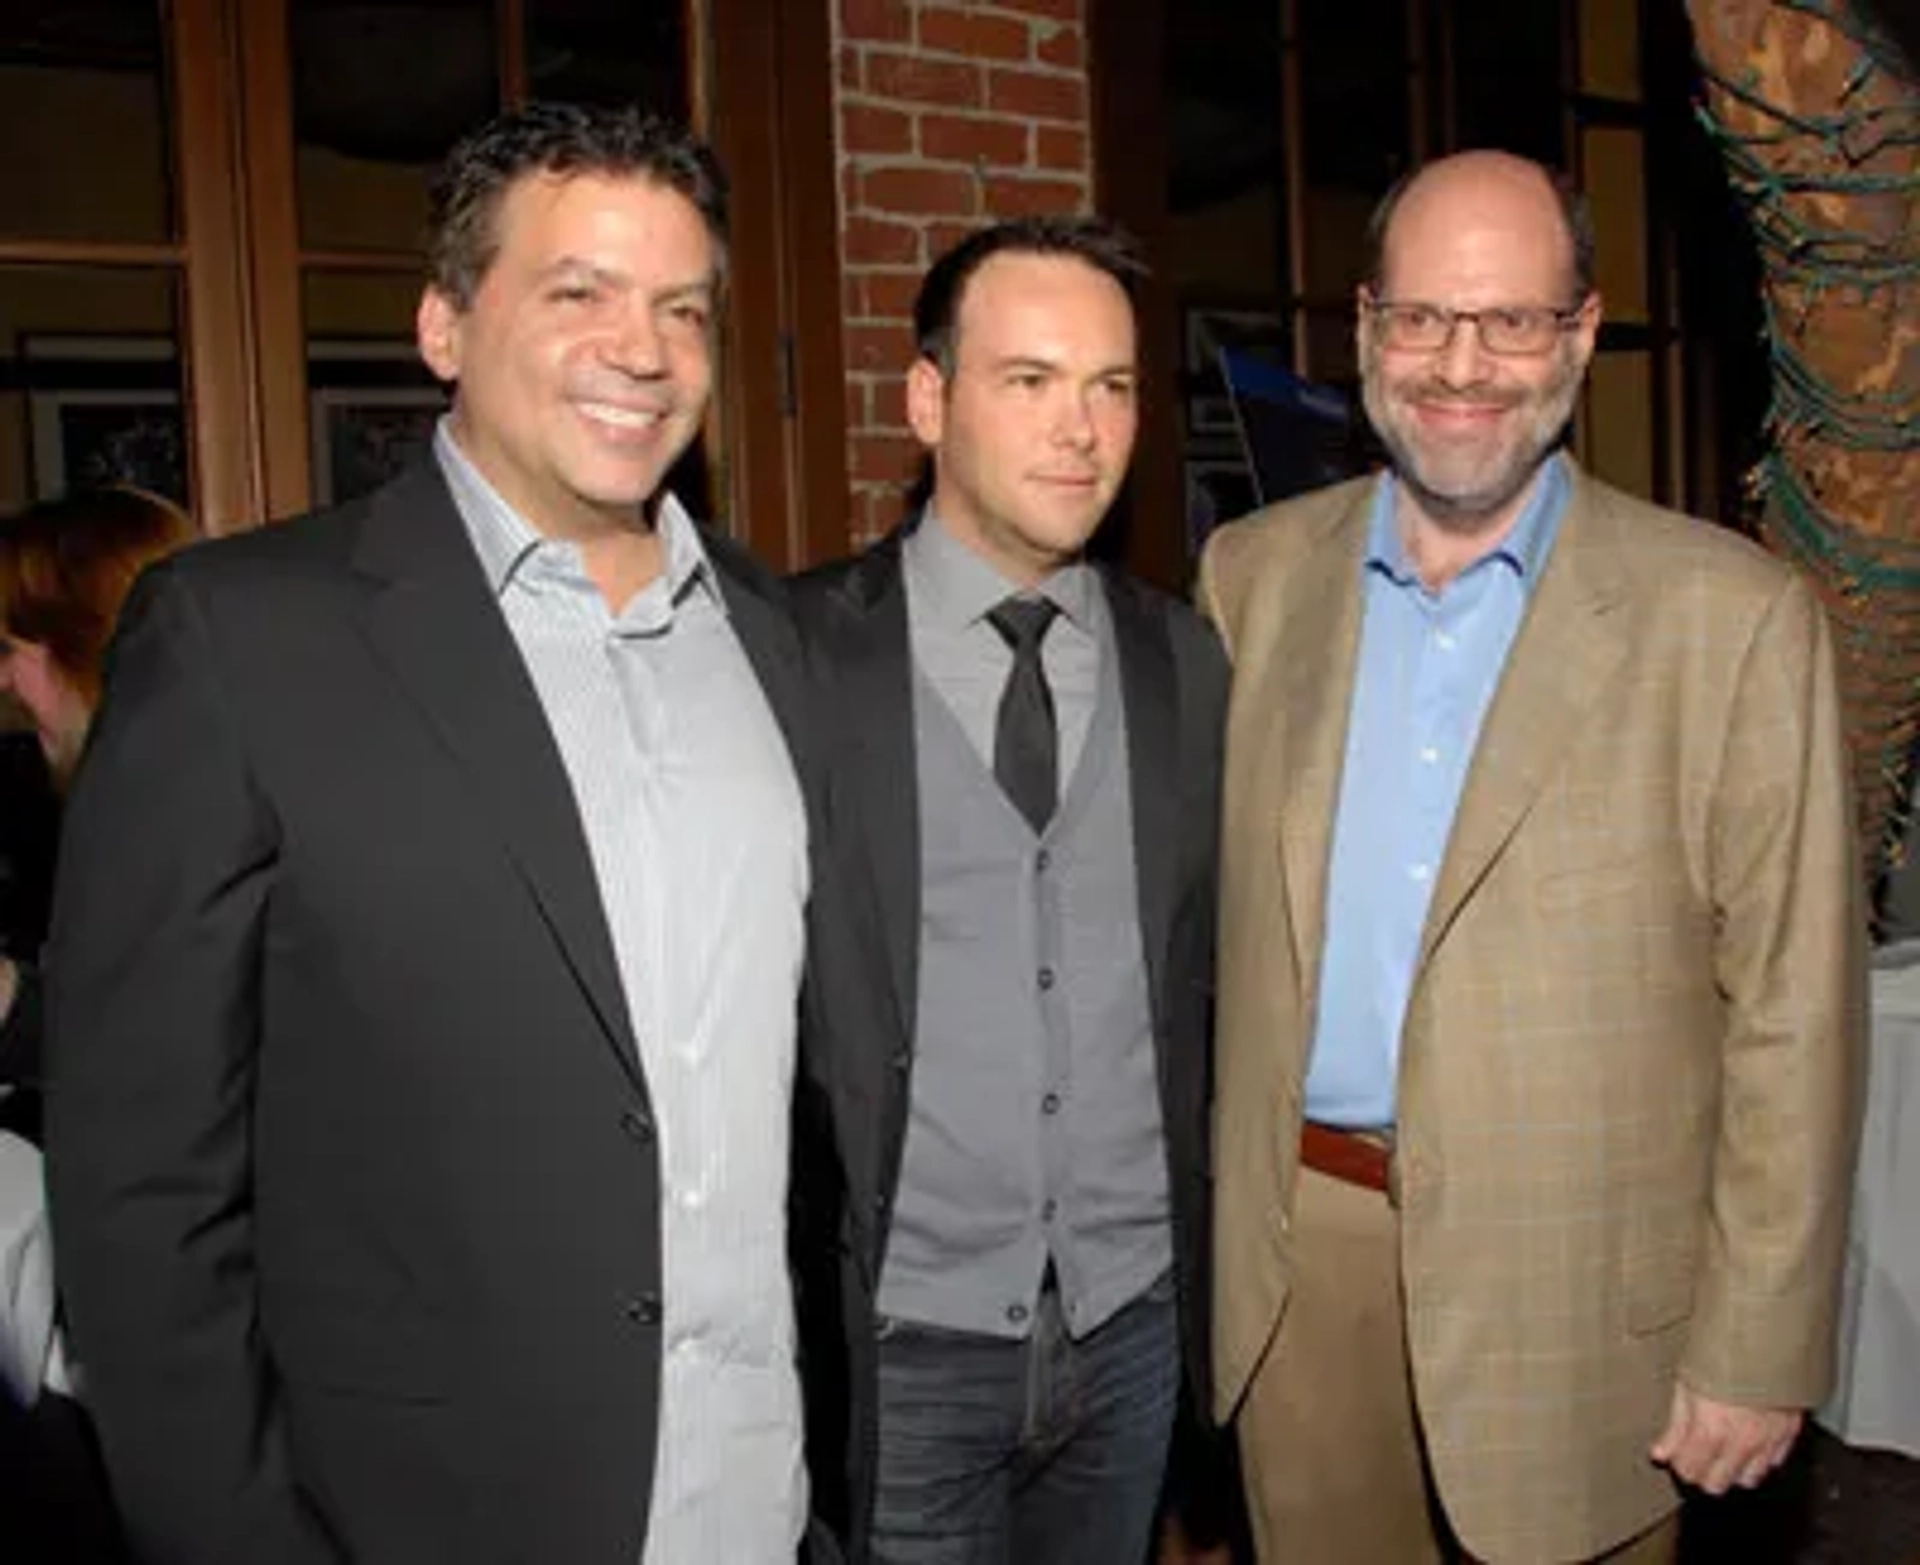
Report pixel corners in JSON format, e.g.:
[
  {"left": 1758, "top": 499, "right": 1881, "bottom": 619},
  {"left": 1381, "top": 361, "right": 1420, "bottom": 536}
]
[{"left": 832, "top": 0, "right": 1094, "bottom": 547}]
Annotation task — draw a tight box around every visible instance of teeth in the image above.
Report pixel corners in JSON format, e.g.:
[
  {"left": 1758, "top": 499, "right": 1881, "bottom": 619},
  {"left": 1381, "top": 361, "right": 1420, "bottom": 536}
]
[{"left": 580, "top": 403, "right": 663, "bottom": 429}]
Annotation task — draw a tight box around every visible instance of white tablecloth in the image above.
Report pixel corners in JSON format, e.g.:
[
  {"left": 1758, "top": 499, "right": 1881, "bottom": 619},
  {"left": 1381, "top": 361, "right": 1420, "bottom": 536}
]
[
  {"left": 1817, "top": 939, "right": 1920, "bottom": 1457},
  {"left": 0, "top": 1126, "right": 57, "bottom": 1404}
]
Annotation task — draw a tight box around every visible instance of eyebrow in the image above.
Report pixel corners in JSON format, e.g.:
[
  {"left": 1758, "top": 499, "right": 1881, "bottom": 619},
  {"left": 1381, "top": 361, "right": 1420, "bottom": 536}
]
[
  {"left": 986, "top": 354, "right": 1137, "bottom": 378},
  {"left": 533, "top": 259, "right": 715, "bottom": 302}
]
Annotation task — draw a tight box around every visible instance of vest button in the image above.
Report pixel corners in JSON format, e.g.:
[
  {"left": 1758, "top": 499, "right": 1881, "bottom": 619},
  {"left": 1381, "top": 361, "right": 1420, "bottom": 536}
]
[
  {"left": 1037, "top": 967, "right": 1055, "bottom": 991},
  {"left": 1042, "top": 1091, "right": 1061, "bottom": 1115},
  {"left": 1036, "top": 848, "right": 1052, "bottom": 872}
]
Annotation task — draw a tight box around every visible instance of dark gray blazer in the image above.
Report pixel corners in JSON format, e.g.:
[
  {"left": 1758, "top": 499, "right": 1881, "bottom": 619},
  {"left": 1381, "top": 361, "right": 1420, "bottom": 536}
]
[{"left": 47, "top": 463, "right": 815, "bottom": 1564}]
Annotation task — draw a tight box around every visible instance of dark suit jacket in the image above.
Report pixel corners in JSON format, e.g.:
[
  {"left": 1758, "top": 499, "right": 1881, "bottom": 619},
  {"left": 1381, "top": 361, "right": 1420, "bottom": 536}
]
[
  {"left": 788, "top": 529, "right": 1227, "bottom": 1556},
  {"left": 45, "top": 463, "right": 812, "bottom": 1564}
]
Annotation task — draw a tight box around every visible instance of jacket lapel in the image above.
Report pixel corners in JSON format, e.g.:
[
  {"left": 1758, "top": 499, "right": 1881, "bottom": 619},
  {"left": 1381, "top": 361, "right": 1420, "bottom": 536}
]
[
  {"left": 1417, "top": 469, "right": 1630, "bottom": 970},
  {"left": 1101, "top": 567, "right": 1178, "bottom": 1038},
  {"left": 706, "top": 531, "right": 808, "bottom": 783},
  {"left": 1267, "top": 486, "right": 1374, "bottom": 1016},
  {"left": 828, "top": 535, "right": 922, "bottom": 1044},
  {"left": 348, "top": 465, "right": 644, "bottom": 1089}
]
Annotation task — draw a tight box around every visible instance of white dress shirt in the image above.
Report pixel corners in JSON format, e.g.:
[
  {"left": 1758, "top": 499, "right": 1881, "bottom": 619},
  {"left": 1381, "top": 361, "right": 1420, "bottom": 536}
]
[{"left": 438, "top": 425, "right": 810, "bottom": 1562}]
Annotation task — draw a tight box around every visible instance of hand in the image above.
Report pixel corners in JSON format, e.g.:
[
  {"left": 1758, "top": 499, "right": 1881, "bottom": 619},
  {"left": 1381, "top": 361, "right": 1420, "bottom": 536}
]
[
  {"left": 1650, "top": 1383, "right": 1801, "bottom": 1493},
  {"left": 0, "top": 955, "right": 17, "bottom": 1025}
]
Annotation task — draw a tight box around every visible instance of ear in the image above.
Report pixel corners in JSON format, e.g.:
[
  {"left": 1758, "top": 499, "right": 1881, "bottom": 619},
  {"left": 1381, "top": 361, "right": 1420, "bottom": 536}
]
[
  {"left": 416, "top": 287, "right": 463, "bottom": 384},
  {"left": 1354, "top": 284, "right": 1376, "bottom": 360},
  {"left": 1568, "top": 289, "right": 1603, "bottom": 373},
  {"left": 905, "top": 357, "right": 947, "bottom": 450}
]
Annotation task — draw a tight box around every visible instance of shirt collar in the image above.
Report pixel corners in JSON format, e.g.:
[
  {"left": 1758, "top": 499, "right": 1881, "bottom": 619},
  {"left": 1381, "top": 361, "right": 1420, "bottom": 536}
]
[
  {"left": 1364, "top": 451, "right": 1569, "bottom": 591},
  {"left": 434, "top": 417, "right": 716, "bottom": 608},
  {"left": 903, "top": 505, "right": 1097, "bottom": 634}
]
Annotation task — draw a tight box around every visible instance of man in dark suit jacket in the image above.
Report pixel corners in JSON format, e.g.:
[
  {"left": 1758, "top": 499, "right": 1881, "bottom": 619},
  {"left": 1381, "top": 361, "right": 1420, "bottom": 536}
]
[
  {"left": 47, "top": 103, "right": 824, "bottom": 1564},
  {"left": 792, "top": 217, "right": 1226, "bottom": 1564}
]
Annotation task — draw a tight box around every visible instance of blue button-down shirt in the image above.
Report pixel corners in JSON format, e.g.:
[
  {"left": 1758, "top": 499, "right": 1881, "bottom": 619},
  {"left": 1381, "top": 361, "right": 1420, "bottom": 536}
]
[{"left": 1304, "top": 456, "right": 1569, "bottom": 1127}]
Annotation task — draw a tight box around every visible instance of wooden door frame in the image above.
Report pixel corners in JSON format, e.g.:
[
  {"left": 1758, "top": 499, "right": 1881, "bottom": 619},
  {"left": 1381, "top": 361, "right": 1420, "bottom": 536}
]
[
  {"left": 701, "top": 0, "right": 849, "bottom": 570},
  {"left": 1085, "top": 0, "right": 1187, "bottom": 593}
]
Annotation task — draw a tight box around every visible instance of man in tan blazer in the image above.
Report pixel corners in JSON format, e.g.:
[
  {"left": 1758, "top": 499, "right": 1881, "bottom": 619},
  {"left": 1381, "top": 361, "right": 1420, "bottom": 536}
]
[{"left": 1198, "top": 150, "right": 1862, "bottom": 1564}]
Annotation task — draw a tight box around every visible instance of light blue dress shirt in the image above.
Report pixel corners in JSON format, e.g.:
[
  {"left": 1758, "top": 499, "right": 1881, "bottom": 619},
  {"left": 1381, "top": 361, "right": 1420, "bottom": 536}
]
[{"left": 1304, "top": 456, "right": 1569, "bottom": 1127}]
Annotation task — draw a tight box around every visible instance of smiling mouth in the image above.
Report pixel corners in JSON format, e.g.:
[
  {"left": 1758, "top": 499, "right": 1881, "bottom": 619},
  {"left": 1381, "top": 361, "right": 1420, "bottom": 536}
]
[
  {"left": 1412, "top": 400, "right": 1517, "bottom": 432},
  {"left": 577, "top": 401, "right": 669, "bottom": 432}
]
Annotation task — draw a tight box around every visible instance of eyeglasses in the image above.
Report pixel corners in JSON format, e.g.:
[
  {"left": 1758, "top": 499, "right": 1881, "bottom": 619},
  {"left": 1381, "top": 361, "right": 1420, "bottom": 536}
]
[{"left": 1364, "top": 298, "right": 1587, "bottom": 357}]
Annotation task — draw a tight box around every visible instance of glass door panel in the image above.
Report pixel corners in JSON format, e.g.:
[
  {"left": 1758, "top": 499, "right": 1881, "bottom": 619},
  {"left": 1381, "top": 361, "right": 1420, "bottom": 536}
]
[
  {"left": 289, "top": 0, "right": 500, "bottom": 254},
  {"left": 0, "top": 0, "right": 175, "bottom": 246},
  {"left": 525, "top": 0, "right": 688, "bottom": 114},
  {"left": 0, "top": 264, "right": 185, "bottom": 511}
]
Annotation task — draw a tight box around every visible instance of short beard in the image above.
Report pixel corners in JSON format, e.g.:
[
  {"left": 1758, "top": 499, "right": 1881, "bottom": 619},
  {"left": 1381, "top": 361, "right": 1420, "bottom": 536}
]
[{"left": 1362, "top": 346, "right": 1581, "bottom": 534}]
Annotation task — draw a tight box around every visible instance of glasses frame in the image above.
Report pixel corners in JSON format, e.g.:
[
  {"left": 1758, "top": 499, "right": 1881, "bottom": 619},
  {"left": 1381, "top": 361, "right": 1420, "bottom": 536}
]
[{"left": 1361, "top": 294, "right": 1592, "bottom": 358}]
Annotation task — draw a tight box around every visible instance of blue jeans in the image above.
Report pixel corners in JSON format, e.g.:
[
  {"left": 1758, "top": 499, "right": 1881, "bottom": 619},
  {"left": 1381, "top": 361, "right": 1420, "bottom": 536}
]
[{"left": 869, "top": 1271, "right": 1179, "bottom": 1565}]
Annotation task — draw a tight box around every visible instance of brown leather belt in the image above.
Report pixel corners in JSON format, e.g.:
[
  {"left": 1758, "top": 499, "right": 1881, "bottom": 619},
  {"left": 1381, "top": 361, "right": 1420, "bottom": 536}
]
[{"left": 1300, "top": 1121, "right": 1395, "bottom": 1198}]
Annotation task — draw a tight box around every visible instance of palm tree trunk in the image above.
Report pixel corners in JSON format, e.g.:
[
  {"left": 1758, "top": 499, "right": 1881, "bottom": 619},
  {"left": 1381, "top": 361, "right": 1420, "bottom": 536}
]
[{"left": 1685, "top": 0, "right": 1920, "bottom": 891}]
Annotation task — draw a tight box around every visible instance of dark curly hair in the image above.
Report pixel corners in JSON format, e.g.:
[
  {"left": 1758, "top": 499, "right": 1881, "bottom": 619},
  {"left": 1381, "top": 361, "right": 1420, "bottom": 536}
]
[
  {"left": 913, "top": 215, "right": 1148, "bottom": 378},
  {"left": 425, "top": 101, "right": 730, "bottom": 308}
]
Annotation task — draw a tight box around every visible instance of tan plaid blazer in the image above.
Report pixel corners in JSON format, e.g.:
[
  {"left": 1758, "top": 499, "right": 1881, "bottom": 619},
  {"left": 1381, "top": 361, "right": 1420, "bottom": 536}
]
[{"left": 1198, "top": 464, "right": 1865, "bottom": 1562}]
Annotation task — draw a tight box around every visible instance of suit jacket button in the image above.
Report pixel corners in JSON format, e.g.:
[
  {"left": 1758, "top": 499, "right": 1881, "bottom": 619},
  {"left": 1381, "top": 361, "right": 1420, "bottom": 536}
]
[
  {"left": 621, "top": 1108, "right": 654, "bottom": 1143},
  {"left": 625, "top": 1293, "right": 662, "bottom": 1326}
]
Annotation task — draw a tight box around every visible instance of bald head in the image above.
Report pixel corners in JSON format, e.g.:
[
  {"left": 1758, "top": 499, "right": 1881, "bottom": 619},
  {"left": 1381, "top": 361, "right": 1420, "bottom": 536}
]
[{"left": 1368, "top": 151, "right": 1594, "bottom": 307}]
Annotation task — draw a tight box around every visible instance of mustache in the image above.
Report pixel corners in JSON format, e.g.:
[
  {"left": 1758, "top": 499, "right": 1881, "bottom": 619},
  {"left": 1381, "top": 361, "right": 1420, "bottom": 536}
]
[{"left": 1402, "top": 384, "right": 1526, "bottom": 410}]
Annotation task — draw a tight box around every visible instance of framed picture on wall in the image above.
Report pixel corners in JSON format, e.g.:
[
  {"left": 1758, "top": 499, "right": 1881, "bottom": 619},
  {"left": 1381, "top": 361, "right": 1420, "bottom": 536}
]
[
  {"left": 1181, "top": 305, "right": 1287, "bottom": 442},
  {"left": 308, "top": 387, "right": 448, "bottom": 506},
  {"left": 20, "top": 335, "right": 187, "bottom": 504},
  {"left": 306, "top": 339, "right": 448, "bottom": 506}
]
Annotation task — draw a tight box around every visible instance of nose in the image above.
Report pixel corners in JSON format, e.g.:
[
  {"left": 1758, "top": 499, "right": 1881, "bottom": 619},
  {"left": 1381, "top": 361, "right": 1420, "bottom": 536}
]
[
  {"left": 604, "top": 305, "right": 666, "bottom": 378},
  {"left": 1050, "top": 388, "right": 1097, "bottom": 450},
  {"left": 1431, "top": 315, "right": 1496, "bottom": 389}
]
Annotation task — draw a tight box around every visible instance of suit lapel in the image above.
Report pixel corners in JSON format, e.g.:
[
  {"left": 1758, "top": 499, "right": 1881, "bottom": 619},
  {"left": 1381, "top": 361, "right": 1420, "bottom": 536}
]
[
  {"left": 1267, "top": 487, "right": 1374, "bottom": 1012},
  {"left": 1102, "top": 567, "right": 1178, "bottom": 1038},
  {"left": 707, "top": 533, "right": 807, "bottom": 780},
  {"left": 1418, "top": 471, "right": 1630, "bottom": 969},
  {"left": 829, "top": 537, "right": 922, "bottom": 1043},
  {"left": 348, "top": 465, "right": 643, "bottom": 1089}
]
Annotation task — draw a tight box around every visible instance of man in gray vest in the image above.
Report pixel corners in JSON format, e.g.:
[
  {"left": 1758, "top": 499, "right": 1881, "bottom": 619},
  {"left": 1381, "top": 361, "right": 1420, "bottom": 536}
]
[{"left": 790, "top": 217, "right": 1227, "bottom": 1564}]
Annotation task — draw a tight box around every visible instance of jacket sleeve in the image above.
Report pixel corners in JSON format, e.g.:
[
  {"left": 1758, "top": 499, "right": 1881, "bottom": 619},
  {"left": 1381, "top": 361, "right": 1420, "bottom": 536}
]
[
  {"left": 1682, "top": 569, "right": 1866, "bottom": 1408},
  {"left": 45, "top": 564, "right": 338, "bottom": 1564}
]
